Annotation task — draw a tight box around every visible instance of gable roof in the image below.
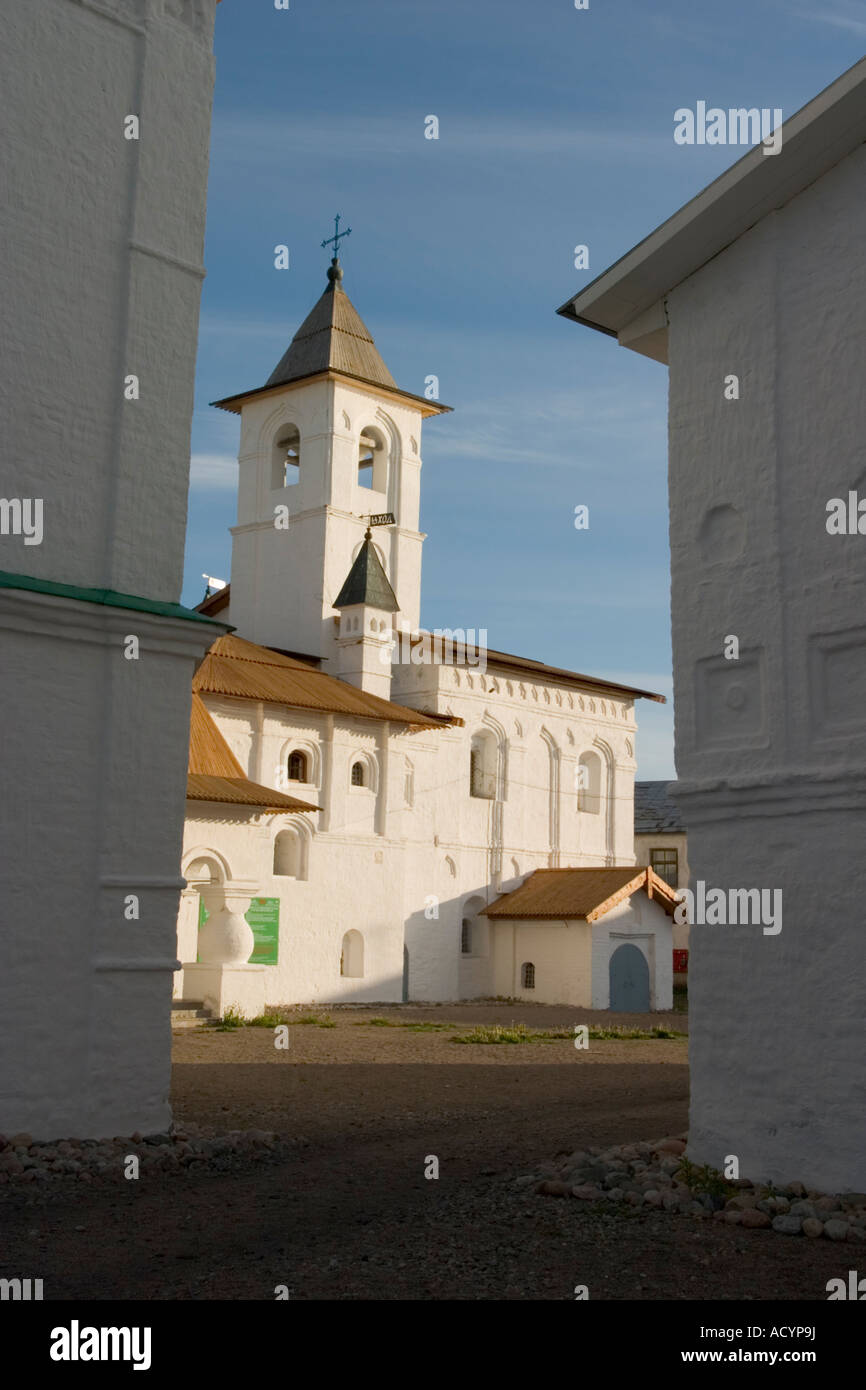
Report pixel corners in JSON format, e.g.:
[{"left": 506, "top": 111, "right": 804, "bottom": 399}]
[
  {"left": 333, "top": 534, "right": 399, "bottom": 612},
  {"left": 187, "top": 693, "right": 320, "bottom": 813},
  {"left": 192, "top": 634, "right": 453, "bottom": 731},
  {"left": 634, "top": 780, "right": 684, "bottom": 834},
  {"left": 557, "top": 57, "right": 866, "bottom": 362},
  {"left": 482, "top": 866, "right": 679, "bottom": 920}
]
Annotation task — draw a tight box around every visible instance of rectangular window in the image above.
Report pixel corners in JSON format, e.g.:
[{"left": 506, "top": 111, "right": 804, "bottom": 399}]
[
  {"left": 650, "top": 847, "right": 678, "bottom": 888},
  {"left": 469, "top": 749, "right": 495, "bottom": 799}
]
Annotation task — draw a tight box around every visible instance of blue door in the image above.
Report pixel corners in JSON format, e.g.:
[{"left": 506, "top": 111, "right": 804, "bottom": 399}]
[{"left": 609, "top": 943, "right": 650, "bottom": 1011}]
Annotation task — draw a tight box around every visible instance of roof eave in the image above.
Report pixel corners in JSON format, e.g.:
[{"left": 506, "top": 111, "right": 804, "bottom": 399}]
[
  {"left": 556, "top": 56, "right": 866, "bottom": 363},
  {"left": 212, "top": 369, "right": 453, "bottom": 418}
]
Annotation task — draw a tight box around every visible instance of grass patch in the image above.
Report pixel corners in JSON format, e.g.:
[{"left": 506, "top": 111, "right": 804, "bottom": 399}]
[
  {"left": 676, "top": 1159, "right": 735, "bottom": 1201},
  {"left": 293, "top": 1013, "right": 337, "bottom": 1028},
  {"left": 404, "top": 1021, "right": 458, "bottom": 1032},
  {"left": 450, "top": 1023, "right": 688, "bottom": 1045},
  {"left": 245, "top": 1013, "right": 287, "bottom": 1028},
  {"left": 353, "top": 1017, "right": 459, "bottom": 1032},
  {"left": 588, "top": 1026, "right": 686, "bottom": 1040},
  {"left": 213, "top": 1006, "right": 245, "bottom": 1031},
  {"left": 451, "top": 1023, "right": 559, "bottom": 1045}
]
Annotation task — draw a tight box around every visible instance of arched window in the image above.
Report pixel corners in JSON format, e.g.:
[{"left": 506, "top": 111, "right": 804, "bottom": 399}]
[
  {"left": 469, "top": 729, "right": 497, "bottom": 799},
  {"left": 357, "top": 426, "right": 387, "bottom": 492},
  {"left": 577, "top": 751, "right": 602, "bottom": 813},
  {"left": 287, "top": 750, "right": 308, "bottom": 782},
  {"left": 271, "top": 423, "right": 300, "bottom": 489},
  {"left": 273, "top": 828, "right": 301, "bottom": 878},
  {"left": 521, "top": 962, "right": 535, "bottom": 990},
  {"left": 340, "top": 929, "right": 364, "bottom": 978},
  {"left": 461, "top": 919, "right": 472, "bottom": 954},
  {"left": 351, "top": 760, "right": 366, "bottom": 787}
]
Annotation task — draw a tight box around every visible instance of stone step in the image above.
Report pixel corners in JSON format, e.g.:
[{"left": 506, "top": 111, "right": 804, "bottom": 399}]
[{"left": 171, "top": 1000, "right": 214, "bottom": 1029}]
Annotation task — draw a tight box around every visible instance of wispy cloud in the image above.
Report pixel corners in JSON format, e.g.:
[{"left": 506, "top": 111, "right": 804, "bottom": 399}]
[
  {"left": 189, "top": 453, "right": 238, "bottom": 488},
  {"left": 211, "top": 112, "right": 678, "bottom": 168},
  {"left": 424, "top": 389, "right": 665, "bottom": 471},
  {"left": 792, "top": 2, "right": 866, "bottom": 35}
]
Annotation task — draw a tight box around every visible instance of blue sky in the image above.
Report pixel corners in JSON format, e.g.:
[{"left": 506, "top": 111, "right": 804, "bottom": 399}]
[{"left": 184, "top": 0, "right": 866, "bottom": 778}]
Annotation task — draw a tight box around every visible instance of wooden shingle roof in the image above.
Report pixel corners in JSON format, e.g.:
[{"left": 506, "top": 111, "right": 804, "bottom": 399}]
[
  {"left": 187, "top": 693, "right": 319, "bottom": 813},
  {"left": 483, "top": 867, "right": 679, "bottom": 920},
  {"left": 192, "top": 634, "right": 452, "bottom": 731}
]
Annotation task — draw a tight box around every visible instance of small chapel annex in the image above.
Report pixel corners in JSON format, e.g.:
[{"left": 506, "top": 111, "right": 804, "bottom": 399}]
[{"left": 174, "top": 251, "right": 666, "bottom": 1014}]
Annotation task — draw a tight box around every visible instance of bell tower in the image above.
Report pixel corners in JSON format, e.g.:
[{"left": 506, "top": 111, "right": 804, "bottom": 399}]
[{"left": 212, "top": 228, "right": 451, "bottom": 669}]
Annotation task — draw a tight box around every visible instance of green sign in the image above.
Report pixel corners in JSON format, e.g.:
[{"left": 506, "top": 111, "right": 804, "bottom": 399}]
[{"left": 197, "top": 896, "right": 280, "bottom": 966}]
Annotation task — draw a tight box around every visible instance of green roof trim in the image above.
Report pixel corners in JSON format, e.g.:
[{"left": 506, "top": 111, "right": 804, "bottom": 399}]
[
  {"left": 0, "top": 569, "right": 230, "bottom": 626},
  {"left": 333, "top": 537, "right": 399, "bottom": 612}
]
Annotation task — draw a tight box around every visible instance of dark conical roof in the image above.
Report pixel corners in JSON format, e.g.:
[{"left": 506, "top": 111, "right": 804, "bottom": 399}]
[
  {"left": 333, "top": 535, "right": 399, "bottom": 613},
  {"left": 266, "top": 260, "right": 398, "bottom": 390}
]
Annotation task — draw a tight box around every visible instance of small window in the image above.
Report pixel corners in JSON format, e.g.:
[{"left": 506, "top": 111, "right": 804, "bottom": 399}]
[
  {"left": 577, "top": 751, "right": 601, "bottom": 813},
  {"left": 461, "top": 919, "right": 472, "bottom": 954},
  {"left": 341, "top": 929, "right": 364, "bottom": 978},
  {"left": 650, "top": 847, "right": 678, "bottom": 889},
  {"left": 351, "top": 760, "right": 366, "bottom": 787},
  {"left": 521, "top": 962, "right": 535, "bottom": 990},
  {"left": 273, "top": 828, "right": 301, "bottom": 878},
  {"left": 469, "top": 732, "right": 496, "bottom": 799},
  {"left": 287, "top": 750, "right": 308, "bottom": 782}
]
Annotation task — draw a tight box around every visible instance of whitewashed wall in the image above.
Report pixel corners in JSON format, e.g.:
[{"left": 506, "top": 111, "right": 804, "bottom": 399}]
[
  {"left": 668, "top": 142, "right": 866, "bottom": 1189},
  {"left": 178, "top": 665, "right": 640, "bottom": 1006},
  {"left": 589, "top": 896, "right": 673, "bottom": 1010},
  {"left": 490, "top": 919, "right": 593, "bottom": 1005},
  {"left": 0, "top": 0, "right": 220, "bottom": 1140}
]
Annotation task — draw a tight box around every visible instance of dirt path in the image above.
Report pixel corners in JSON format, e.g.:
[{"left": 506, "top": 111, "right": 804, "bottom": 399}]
[{"left": 0, "top": 1005, "right": 846, "bottom": 1299}]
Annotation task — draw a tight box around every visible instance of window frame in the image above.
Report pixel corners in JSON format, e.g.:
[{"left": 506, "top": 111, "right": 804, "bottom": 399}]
[{"left": 649, "top": 846, "right": 679, "bottom": 889}]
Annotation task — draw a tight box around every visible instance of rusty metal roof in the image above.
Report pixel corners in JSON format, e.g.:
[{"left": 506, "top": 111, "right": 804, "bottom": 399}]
[
  {"left": 193, "top": 590, "right": 663, "bottom": 704},
  {"left": 187, "top": 693, "right": 319, "bottom": 813},
  {"left": 483, "top": 867, "right": 678, "bottom": 920},
  {"left": 193, "top": 634, "right": 450, "bottom": 730}
]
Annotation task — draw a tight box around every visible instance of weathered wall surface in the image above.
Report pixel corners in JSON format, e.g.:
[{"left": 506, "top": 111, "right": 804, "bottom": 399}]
[
  {"left": 0, "top": 0, "right": 220, "bottom": 1139},
  {"left": 668, "top": 142, "right": 866, "bottom": 1189}
]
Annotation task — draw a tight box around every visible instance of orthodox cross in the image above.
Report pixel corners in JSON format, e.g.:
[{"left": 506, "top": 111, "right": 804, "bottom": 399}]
[{"left": 321, "top": 213, "right": 352, "bottom": 260}]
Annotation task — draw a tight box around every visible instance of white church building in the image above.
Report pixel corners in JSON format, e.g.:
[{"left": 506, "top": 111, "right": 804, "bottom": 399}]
[{"left": 174, "top": 254, "right": 667, "bottom": 1013}]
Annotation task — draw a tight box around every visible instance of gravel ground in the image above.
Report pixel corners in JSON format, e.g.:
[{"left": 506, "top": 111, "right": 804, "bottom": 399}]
[{"left": 0, "top": 1003, "right": 848, "bottom": 1299}]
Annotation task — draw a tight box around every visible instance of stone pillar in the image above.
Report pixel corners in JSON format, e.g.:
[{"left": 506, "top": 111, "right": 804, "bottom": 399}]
[
  {"left": 183, "top": 879, "right": 266, "bottom": 1021},
  {"left": 0, "top": 0, "right": 222, "bottom": 1139}
]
